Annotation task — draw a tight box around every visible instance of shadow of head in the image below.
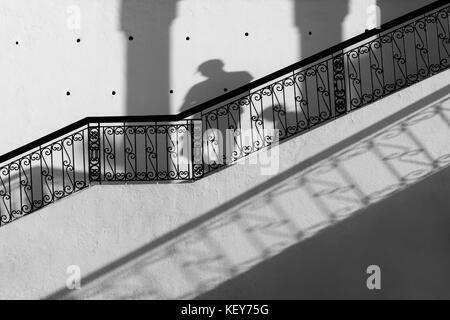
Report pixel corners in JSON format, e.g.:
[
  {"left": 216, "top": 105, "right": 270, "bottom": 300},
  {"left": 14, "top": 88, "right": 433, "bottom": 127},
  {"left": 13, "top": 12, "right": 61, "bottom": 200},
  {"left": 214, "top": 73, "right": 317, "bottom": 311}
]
[
  {"left": 180, "top": 60, "right": 253, "bottom": 112},
  {"left": 196, "top": 59, "right": 226, "bottom": 78}
]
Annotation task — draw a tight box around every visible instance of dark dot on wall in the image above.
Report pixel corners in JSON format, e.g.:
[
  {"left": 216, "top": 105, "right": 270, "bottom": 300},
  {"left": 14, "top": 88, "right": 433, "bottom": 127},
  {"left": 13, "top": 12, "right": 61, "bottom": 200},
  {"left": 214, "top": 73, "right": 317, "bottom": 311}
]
[
  {"left": 66, "top": 91, "right": 71, "bottom": 96},
  {"left": 15, "top": 41, "right": 19, "bottom": 45},
  {"left": 245, "top": 32, "right": 249, "bottom": 36},
  {"left": 308, "top": 31, "right": 312, "bottom": 36},
  {"left": 128, "top": 36, "right": 134, "bottom": 41},
  {"left": 76, "top": 38, "right": 81, "bottom": 43},
  {"left": 169, "top": 90, "right": 174, "bottom": 94},
  {"left": 112, "top": 91, "right": 116, "bottom": 96},
  {"left": 186, "top": 36, "right": 190, "bottom": 41},
  {"left": 224, "top": 88, "right": 228, "bottom": 92}
]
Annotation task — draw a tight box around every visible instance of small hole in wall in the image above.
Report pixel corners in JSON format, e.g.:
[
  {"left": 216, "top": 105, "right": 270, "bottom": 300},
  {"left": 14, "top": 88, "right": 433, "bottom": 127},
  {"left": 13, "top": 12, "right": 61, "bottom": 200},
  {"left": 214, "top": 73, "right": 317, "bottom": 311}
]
[
  {"left": 66, "top": 91, "right": 71, "bottom": 96},
  {"left": 224, "top": 88, "right": 228, "bottom": 92},
  {"left": 245, "top": 32, "right": 249, "bottom": 36},
  {"left": 112, "top": 91, "right": 116, "bottom": 96},
  {"left": 76, "top": 38, "right": 81, "bottom": 43},
  {"left": 128, "top": 36, "right": 134, "bottom": 41},
  {"left": 169, "top": 90, "right": 174, "bottom": 94},
  {"left": 15, "top": 41, "right": 19, "bottom": 45},
  {"left": 186, "top": 36, "right": 190, "bottom": 41},
  {"left": 308, "top": 31, "right": 312, "bottom": 36}
]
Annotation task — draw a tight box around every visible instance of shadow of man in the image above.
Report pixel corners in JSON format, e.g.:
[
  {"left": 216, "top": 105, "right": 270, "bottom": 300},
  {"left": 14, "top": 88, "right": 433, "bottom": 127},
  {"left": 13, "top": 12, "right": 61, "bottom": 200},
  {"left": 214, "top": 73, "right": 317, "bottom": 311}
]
[
  {"left": 179, "top": 59, "right": 253, "bottom": 113},
  {"left": 178, "top": 60, "right": 253, "bottom": 171}
]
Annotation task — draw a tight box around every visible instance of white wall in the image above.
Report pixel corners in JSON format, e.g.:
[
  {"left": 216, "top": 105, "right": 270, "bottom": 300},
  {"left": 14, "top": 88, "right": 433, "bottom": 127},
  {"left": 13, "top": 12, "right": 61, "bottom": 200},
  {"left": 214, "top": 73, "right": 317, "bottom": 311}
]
[
  {"left": 0, "top": 0, "right": 444, "bottom": 299},
  {"left": 0, "top": 69, "right": 449, "bottom": 299},
  {"left": 0, "top": 0, "right": 434, "bottom": 154}
]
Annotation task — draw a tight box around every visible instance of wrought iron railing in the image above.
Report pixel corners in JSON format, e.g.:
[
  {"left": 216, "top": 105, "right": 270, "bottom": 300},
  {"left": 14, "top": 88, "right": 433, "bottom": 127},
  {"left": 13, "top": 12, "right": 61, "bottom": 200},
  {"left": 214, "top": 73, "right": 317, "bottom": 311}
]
[{"left": 1, "top": 0, "right": 449, "bottom": 227}]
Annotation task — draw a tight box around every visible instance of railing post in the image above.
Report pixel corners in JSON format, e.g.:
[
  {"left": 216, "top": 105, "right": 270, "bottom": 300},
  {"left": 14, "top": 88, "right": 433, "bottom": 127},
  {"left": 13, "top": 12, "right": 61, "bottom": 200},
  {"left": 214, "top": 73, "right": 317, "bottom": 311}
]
[
  {"left": 332, "top": 51, "right": 348, "bottom": 118},
  {"left": 88, "top": 122, "right": 101, "bottom": 184},
  {"left": 191, "top": 119, "right": 204, "bottom": 180}
]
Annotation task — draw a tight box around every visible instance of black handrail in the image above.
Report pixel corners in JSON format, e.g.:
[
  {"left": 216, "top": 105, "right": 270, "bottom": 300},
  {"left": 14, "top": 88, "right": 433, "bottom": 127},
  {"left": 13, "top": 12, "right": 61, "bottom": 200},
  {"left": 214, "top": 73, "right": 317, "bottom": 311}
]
[{"left": 0, "top": 0, "right": 447, "bottom": 165}]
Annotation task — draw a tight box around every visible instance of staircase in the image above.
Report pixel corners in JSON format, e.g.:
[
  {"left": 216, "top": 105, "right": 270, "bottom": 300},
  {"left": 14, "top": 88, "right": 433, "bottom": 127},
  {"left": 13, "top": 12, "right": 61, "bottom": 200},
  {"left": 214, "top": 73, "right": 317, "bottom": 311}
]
[
  {"left": 1, "top": 0, "right": 450, "bottom": 300},
  {"left": 1, "top": 0, "right": 449, "bottom": 228}
]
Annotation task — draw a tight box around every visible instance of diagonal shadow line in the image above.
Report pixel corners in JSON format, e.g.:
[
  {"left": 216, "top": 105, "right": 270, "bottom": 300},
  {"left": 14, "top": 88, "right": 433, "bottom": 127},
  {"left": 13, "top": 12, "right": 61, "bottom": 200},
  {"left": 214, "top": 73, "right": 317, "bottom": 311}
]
[
  {"left": 195, "top": 164, "right": 450, "bottom": 300},
  {"left": 45, "top": 84, "right": 450, "bottom": 300}
]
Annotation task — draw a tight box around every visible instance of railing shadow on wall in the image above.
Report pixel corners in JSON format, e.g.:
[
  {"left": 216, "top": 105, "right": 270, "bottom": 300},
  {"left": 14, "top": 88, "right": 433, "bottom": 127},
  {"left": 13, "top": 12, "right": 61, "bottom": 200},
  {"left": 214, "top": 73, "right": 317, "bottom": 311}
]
[
  {"left": 45, "top": 85, "right": 450, "bottom": 299},
  {"left": 198, "top": 150, "right": 450, "bottom": 298}
]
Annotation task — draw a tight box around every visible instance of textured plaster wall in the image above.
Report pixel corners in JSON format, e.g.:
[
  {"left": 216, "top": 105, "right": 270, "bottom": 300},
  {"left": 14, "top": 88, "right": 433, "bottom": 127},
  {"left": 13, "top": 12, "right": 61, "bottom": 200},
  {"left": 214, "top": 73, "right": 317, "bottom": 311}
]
[
  {"left": 0, "top": 0, "right": 443, "bottom": 299},
  {"left": 0, "top": 0, "right": 434, "bottom": 154},
  {"left": 0, "top": 70, "right": 449, "bottom": 299}
]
